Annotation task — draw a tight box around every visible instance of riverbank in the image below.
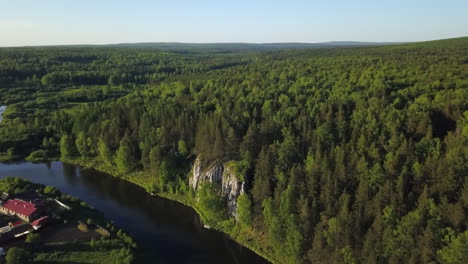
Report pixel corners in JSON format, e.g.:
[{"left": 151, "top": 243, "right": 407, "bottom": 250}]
[
  {"left": 0, "top": 176, "right": 154, "bottom": 264},
  {"left": 60, "top": 157, "right": 280, "bottom": 264}
]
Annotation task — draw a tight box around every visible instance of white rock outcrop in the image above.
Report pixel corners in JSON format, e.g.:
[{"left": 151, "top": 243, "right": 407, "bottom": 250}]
[{"left": 189, "top": 156, "right": 245, "bottom": 218}]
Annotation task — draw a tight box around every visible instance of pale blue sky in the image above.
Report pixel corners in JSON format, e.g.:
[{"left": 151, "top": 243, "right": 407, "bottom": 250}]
[{"left": 1, "top": 0, "right": 467, "bottom": 46}]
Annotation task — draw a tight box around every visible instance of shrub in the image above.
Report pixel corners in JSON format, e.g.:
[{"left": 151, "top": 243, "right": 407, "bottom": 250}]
[{"left": 77, "top": 222, "right": 89, "bottom": 232}]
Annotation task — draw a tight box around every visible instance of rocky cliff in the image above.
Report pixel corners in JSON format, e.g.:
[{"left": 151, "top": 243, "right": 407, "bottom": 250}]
[{"left": 189, "top": 156, "right": 245, "bottom": 218}]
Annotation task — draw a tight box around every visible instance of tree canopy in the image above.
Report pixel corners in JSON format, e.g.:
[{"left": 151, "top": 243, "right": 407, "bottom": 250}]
[{"left": 0, "top": 37, "right": 467, "bottom": 263}]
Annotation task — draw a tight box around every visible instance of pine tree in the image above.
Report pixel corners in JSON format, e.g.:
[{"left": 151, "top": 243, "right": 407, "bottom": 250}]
[
  {"left": 98, "top": 138, "right": 113, "bottom": 166},
  {"left": 237, "top": 193, "right": 252, "bottom": 227},
  {"left": 149, "top": 146, "right": 161, "bottom": 171},
  {"left": 60, "top": 134, "right": 75, "bottom": 158},
  {"left": 262, "top": 198, "right": 283, "bottom": 253},
  {"left": 75, "top": 131, "right": 89, "bottom": 157},
  {"left": 158, "top": 161, "right": 170, "bottom": 192},
  {"left": 284, "top": 214, "right": 304, "bottom": 263},
  {"left": 252, "top": 146, "right": 273, "bottom": 223},
  {"left": 115, "top": 135, "right": 138, "bottom": 173}
]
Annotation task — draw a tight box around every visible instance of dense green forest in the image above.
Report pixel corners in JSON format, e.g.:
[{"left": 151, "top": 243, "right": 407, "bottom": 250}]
[{"left": 1, "top": 37, "right": 467, "bottom": 263}]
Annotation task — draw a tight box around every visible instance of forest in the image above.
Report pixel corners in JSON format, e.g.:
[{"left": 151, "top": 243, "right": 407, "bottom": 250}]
[{"left": 0, "top": 37, "right": 467, "bottom": 264}]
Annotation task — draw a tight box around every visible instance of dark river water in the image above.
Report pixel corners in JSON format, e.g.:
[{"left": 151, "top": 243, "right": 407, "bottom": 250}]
[{"left": 0, "top": 161, "right": 270, "bottom": 264}]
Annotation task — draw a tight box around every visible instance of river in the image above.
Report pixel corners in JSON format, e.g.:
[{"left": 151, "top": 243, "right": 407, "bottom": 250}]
[{"left": 0, "top": 161, "right": 270, "bottom": 264}]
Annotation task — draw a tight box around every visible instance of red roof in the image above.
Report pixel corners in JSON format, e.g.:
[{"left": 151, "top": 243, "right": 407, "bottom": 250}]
[
  {"left": 31, "top": 216, "right": 49, "bottom": 227},
  {"left": 2, "top": 199, "right": 37, "bottom": 217},
  {"left": 12, "top": 221, "right": 23, "bottom": 227}
]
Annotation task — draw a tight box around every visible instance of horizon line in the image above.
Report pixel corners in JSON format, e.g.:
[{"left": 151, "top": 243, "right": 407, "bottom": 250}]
[{"left": 0, "top": 36, "right": 466, "bottom": 48}]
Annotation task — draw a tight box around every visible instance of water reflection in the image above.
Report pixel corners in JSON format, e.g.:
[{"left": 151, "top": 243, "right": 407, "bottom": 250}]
[{"left": 62, "top": 163, "right": 79, "bottom": 186}]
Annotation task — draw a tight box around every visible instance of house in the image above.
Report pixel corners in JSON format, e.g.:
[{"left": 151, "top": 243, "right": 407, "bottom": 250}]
[
  {"left": 0, "top": 199, "right": 40, "bottom": 222},
  {"left": 31, "top": 216, "right": 49, "bottom": 230}
]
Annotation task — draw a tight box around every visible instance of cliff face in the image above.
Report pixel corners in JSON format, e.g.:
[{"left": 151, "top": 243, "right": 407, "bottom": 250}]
[{"left": 189, "top": 156, "right": 245, "bottom": 218}]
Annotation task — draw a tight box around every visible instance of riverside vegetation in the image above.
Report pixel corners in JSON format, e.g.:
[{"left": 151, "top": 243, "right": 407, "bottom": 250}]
[
  {"left": 0, "top": 38, "right": 468, "bottom": 263},
  {"left": 0, "top": 177, "right": 147, "bottom": 264}
]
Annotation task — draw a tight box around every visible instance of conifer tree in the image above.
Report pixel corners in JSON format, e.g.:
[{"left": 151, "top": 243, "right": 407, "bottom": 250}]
[
  {"left": 237, "top": 193, "right": 253, "bottom": 228},
  {"left": 60, "top": 134, "right": 75, "bottom": 158},
  {"left": 115, "top": 134, "right": 137, "bottom": 173}
]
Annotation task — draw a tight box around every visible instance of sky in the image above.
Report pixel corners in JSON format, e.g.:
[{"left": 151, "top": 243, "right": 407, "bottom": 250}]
[{"left": 0, "top": 0, "right": 467, "bottom": 46}]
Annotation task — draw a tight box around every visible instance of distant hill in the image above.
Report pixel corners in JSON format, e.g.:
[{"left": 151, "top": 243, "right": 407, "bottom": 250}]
[
  {"left": 5, "top": 37, "right": 468, "bottom": 52},
  {"left": 3, "top": 41, "right": 401, "bottom": 54},
  {"left": 109, "top": 41, "right": 403, "bottom": 52}
]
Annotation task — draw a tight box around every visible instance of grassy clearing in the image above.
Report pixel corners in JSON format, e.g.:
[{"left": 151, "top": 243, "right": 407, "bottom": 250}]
[
  {"left": 33, "top": 242, "right": 132, "bottom": 264},
  {"left": 60, "top": 157, "right": 158, "bottom": 191}
]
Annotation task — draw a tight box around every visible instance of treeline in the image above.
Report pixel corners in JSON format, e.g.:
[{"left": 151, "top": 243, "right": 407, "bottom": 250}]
[
  {"left": 0, "top": 46, "right": 252, "bottom": 159},
  {"left": 0, "top": 46, "right": 252, "bottom": 90},
  {"left": 1, "top": 37, "right": 468, "bottom": 263}
]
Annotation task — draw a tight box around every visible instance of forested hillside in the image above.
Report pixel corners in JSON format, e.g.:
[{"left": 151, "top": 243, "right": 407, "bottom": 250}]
[{"left": 1, "top": 37, "right": 467, "bottom": 263}]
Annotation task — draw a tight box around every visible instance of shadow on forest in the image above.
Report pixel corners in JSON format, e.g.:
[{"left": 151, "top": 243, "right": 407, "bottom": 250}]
[{"left": 431, "top": 110, "right": 456, "bottom": 139}]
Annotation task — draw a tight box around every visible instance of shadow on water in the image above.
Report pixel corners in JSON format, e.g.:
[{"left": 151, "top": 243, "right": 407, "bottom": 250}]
[
  {"left": 0, "top": 161, "right": 270, "bottom": 264},
  {"left": 62, "top": 163, "right": 79, "bottom": 186}
]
